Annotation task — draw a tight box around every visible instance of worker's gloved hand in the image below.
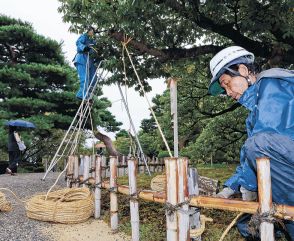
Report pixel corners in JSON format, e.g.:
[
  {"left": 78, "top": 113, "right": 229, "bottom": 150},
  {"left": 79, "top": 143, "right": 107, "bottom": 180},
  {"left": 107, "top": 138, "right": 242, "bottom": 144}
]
[
  {"left": 240, "top": 186, "right": 257, "bottom": 201},
  {"left": 215, "top": 187, "right": 235, "bottom": 198}
]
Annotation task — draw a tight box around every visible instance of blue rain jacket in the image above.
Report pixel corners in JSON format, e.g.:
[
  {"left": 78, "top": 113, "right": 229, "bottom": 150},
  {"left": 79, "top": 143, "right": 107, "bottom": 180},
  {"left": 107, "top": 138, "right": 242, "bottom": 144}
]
[
  {"left": 73, "top": 34, "right": 97, "bottom": 99},
  {"left": 223, "top": 68, "right": 294, "bottom": 240}
]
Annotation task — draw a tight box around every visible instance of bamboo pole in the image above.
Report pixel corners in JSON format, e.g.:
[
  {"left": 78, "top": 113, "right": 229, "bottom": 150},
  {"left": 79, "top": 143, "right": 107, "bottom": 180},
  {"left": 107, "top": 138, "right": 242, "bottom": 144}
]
[
  {"left": 79, "top": 155, "right": 84, "bottom": 177},
  {"left": 257, "top": 157, "right": 274, "bottom": 241},
  {"left": 189, "top": 168, "right": 201, "bottom": 241},
  {"left": 128, "top": 157, "right": 140, "bottom": 241},
  {"left": 177, "top": 157, "right": 190, "bottom": 241},
  {"left": 95, "top": 155, "right": 102, "bottom": 219},
  {"left": 168, "top": 78, "right": 179, "bottom": 158},
  {"left": 91, "top": 154, "right": 96, "bottom": 178},
  {"left": 101, "top": 155, "right": 107, "bottom": 178},
  {"left": 83, "top": 155, "right": 90, "bottom": 188},
  {"left": 99, "top": 181, "right": 294, "bottom": 220},
  {"left": 121, "top": 156, "right": 125, "bottom": 176},
  {"left": 110, "top": 156, "right": 118, "bottom": 231},
  {"left": 165, "top": 157, "right": 178, "bottom": 241},
  {"left": 66, "top": 156, "right": 74, "bottom": 187},
  {"left": 73, "top": 155, "right": 79, "bottom": 187}
]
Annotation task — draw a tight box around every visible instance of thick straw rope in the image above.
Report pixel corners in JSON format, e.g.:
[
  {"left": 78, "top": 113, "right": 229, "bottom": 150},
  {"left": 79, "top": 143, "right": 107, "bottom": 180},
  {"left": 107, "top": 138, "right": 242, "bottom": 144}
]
[
  {"left": 150, "top": 174, "right": 166, "bottom": 192},
  {"left": 26, "top": 188, "right": 94, "bottom": 224},
  {"left": 0, "top": 191, "right": 12, "bottom": 212}
]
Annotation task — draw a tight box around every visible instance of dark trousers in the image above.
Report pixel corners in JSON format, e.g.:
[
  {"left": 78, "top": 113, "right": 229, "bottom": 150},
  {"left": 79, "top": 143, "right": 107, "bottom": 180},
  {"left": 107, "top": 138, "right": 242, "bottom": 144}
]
[{"left": 8, "top": 151, "right": 21, "bottom": 173}]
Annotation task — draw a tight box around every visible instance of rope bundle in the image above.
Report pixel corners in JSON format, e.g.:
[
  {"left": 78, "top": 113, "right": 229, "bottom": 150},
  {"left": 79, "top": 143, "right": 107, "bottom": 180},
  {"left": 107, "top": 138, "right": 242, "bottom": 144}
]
[
  {"left": 0, "top": 191, "right": 12, "bottom": 212},
  {"left": 150, "top": 174, "right": 166, "bottom": 192},
  {"left": 25, "top": 188, "right": 94, "bottom": 224}
]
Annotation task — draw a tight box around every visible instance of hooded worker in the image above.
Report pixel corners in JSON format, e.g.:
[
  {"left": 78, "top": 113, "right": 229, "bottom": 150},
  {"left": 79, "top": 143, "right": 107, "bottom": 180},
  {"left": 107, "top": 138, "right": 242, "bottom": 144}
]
[
  {"left": 73, "top": 26, "right": 98, "bottom": 100},
  {"left": 208, "top": 46, "right": 294, "bottom": 240}
]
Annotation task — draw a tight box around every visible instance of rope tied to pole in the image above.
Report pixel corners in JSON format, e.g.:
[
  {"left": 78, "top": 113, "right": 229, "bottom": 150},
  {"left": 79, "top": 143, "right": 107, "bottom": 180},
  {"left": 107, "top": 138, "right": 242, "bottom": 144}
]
[
  {"left": 128, "top": 189, "right": 143, "bottom": 201},
  {"left": 164, "top": 199, "right": 191, "bottom": 218},
  {"left": 248, "top": 203, "right": 284, "bottom": 236},
  {"left": 108, "top": 187, "right": 118, "bottom": 193}
]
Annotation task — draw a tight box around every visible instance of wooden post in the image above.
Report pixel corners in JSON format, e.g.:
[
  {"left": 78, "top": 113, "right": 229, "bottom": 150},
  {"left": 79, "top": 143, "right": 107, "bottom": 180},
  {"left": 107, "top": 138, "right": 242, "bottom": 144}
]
[
  {"left": 128, "top": 157, "right": 139, "bottom": 241},
  {"left": 122, "top": 156, "right": 126, "bottom": 176},
  {"left": 177, "top": 157, "right": 190, "bottom": 241},
  {"left": 168, "top": 78, "right": 178, "bottom": 157},
  {"left": 257, "top": 157, "right": 274, "bottom": 241},
  {"left": 91, "top": 154, "right": 96, "bottom": 178},
  {"left": 66, "top": 156, "right": 74, "bottom": 187},
  {"left": 101, "top": 155, "right": 106, "bottom": 178},
  {"left": 189, "top": 168, "right": 201, "bottom": 241},
  {"left": 79, "top": 155, "right": 84, "bottom": 177},
  {"left": 73, "top": 155, "right": 79, "bottom": 187},
  {"left": 118, "top": 156, "right": 123, "bottom": 177},
  {"left": 94, "top": 155, "right": 102, "bottom": 219},
  {"left": 83, "top": 155, "right": 90, "bottom": 188},
  {"left": 110, "top": 156, "right": 118, "bottom": 231},
  {"left": 165, "top": 157, "right": 178, "bottom": 241}
]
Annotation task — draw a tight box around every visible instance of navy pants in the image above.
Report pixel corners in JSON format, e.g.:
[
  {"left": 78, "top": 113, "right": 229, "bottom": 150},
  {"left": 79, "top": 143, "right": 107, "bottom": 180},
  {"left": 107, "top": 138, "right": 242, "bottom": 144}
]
[{"left": 237, "top": 132, "right": 294, "bottom": 240}]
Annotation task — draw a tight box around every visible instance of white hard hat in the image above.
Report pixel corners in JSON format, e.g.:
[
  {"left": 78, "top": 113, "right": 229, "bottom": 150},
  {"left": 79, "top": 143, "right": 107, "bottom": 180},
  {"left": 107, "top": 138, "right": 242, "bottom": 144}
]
[{"left": 208, "top": 46, "right": 254, "bottom": 95}]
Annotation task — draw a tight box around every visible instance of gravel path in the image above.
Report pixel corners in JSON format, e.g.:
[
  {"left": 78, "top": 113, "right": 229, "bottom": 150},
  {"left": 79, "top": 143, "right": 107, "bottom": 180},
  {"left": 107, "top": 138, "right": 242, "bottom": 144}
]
[
  {"left": 0, "top": 172, "right": 130, "bottom": 241},
  {"left": 0, "top": 172, "right": 66, "bottom": 241}
]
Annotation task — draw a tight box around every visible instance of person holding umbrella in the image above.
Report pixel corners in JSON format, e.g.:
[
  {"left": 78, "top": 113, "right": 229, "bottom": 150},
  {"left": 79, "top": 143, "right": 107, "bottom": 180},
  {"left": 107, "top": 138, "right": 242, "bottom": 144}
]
[{"left": 5, "top": 120, "right": 35, "bottom": 175}]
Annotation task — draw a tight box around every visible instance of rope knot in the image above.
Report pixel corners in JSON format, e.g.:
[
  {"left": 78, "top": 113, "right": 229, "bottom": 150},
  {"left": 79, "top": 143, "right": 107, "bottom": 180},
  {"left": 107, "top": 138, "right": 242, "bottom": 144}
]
[{"left": 248, "top": 203, "right": 282, "bottom": 236}]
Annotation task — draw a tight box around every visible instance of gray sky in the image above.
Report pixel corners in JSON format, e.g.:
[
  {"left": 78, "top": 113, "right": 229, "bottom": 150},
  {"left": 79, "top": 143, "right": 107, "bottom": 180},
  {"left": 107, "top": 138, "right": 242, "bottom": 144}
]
[{"left": 0, "top": 0, "right": 166, "bottom": 137}]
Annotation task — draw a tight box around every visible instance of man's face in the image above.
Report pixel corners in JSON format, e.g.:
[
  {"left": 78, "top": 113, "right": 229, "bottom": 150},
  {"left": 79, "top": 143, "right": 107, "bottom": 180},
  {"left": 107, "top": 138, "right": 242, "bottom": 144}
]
[
  {"left": 88, "top": 29, "right": 94, "bottom": 37},
  {"left": 219, "top": 65, "right": 249, "bottom": 100}
]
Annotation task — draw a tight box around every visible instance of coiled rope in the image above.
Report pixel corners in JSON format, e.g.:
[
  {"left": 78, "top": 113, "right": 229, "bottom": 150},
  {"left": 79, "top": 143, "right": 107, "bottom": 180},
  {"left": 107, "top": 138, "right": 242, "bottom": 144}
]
[
  {"left": 0, "top": 191, "right": 12, "bottom": 212},
  {"left": 0, "top": 188, "right": 25, "bottom": 212},
  {"left": 25, "top": 188, "right": 94, "bottom": 224}
]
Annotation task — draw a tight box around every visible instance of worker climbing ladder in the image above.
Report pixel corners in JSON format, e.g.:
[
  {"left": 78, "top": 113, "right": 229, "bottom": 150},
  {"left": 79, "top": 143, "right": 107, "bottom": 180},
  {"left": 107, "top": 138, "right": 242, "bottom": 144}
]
[{"left": 42, "top": 61, "right": 106, "bottom": 180}]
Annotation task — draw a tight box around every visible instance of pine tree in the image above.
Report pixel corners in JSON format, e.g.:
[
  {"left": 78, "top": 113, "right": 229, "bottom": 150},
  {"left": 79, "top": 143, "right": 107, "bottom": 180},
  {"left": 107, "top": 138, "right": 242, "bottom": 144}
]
[{"left": 0, "top": 15, "right": 121, "bottom": 170}]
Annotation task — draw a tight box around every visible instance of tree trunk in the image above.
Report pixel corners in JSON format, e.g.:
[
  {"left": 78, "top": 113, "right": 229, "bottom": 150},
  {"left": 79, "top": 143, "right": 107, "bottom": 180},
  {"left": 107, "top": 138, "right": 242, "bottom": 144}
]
[{"left": 93, "top": 131, "right": 121, "bottom": 157}]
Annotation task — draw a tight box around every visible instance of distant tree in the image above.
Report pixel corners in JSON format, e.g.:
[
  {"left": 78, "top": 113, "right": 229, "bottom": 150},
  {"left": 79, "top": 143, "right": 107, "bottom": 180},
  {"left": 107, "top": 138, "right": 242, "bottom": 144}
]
[
  {"left": 115, "top": 129, "right": 129, "bottom": 139},
  {"left": 0, "top": 15, "right": 121, "bottom": 165}
]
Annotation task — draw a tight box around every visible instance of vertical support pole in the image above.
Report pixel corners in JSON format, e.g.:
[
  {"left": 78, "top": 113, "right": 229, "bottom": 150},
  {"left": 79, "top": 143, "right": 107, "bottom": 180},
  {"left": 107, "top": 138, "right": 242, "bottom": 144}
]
[
  {"left": 177, "top": 157, "right": 190, "bottom": 241},
  {"left": 122, "top": 156, "right": 126, "bottom": 176},
  {"left": 165, "top": 157, "right": 178, "bottom": 241},
  {"left": 83, "top": 155, "right": 90, "bottom": 188},
  {"left": 79, "top": 155, "right": 84, "bottom": 180},
  {"left": 128, "top": 157, "right": 140, "bottom": 241},
  {"left": 66, "top": 156, "right": 74, "bottom": 187},
  {"left": 256, "top": 157, "right": 274, "bottom": 241},
  {"left": 189, "top": 168, "right": 201, "bottom": 241},
  {"left": 169, "top": 78, "right": 178, "bottom": 157},
  {"left": 73, "top": 155, "right": 79, "bottom": 187},
  {"left": 101, "top": 155, "right": 107, "bottom": 178},
  {"left": 95, "top": 155, "right": 102, "bottom": 219},
  {"left": 118, "top": 156, "right": 123, "bottom": 177},
  {"left": 110, "top": 156, "right": 118, "bottom": 231},
  {"left": 91, "top": 154, "right": 96, "bottom": 178}
]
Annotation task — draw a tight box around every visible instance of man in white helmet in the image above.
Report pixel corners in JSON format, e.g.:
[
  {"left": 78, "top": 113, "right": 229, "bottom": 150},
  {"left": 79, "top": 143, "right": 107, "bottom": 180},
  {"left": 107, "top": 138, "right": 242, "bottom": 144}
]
[{"left": 208, "top": 46, "right": 294, "bottom": 240}]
